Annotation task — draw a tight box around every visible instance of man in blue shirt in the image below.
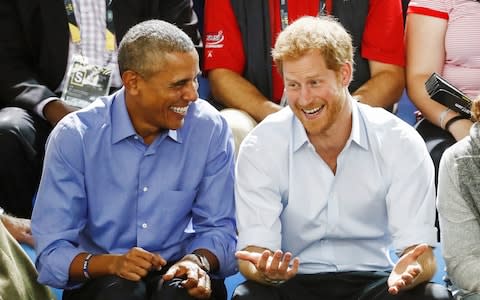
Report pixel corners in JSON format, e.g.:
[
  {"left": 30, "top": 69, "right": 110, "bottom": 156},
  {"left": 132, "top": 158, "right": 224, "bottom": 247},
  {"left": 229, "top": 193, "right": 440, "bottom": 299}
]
[{"left": 32, "top": 20, "right": 237, "bottom": 300}]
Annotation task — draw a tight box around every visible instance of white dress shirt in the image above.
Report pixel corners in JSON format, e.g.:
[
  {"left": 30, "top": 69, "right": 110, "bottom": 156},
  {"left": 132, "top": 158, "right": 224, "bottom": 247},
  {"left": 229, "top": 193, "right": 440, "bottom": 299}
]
[{"left": 235, "top": 98, "right": 437, "bottom": 274}]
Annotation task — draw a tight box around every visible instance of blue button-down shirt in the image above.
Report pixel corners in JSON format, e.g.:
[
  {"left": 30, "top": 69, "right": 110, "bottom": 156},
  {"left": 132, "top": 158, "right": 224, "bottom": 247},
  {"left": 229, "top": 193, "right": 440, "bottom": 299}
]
[{"left": 32, "top": 89, "right": 237, "bottom": 288}]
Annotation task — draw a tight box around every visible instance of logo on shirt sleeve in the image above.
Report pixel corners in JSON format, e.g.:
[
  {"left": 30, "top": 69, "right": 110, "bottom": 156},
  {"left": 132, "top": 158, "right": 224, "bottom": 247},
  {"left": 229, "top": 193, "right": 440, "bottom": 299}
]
[{"left": 205, "top": 30, "right": 225, "bottom": 49}]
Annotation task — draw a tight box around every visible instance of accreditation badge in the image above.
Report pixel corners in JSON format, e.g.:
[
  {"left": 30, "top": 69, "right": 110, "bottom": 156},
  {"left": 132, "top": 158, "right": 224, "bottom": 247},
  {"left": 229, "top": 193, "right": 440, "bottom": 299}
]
[{"left": 61, "top": 55, "right": 112, "bottom": 108}]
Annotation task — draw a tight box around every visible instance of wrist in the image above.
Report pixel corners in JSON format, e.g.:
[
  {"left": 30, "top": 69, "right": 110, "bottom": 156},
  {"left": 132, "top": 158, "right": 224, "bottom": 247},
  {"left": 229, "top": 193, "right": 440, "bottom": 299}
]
[
  {"left": 183, "top": 253, "right": 211, "bottom": 273},
  {"left": 83, "top": 253, "right": 94, "bottom": 279},
  {"left": 438, "top": 108, "right": 451, "bottom": 129},
  {"left": 444, "top": 115, "right": 469, "bottom": 133}
]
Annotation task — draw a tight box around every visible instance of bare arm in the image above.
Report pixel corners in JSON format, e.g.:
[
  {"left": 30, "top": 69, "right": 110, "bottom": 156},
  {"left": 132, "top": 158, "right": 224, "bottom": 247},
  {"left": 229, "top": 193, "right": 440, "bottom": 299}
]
[
  {"left": 208, "top": 68, "right": 282, "bottom": 122},
  {"left": 43, "top": 100, "right": 78, "bottom": 126},
  {"left": 69, "top": 247, "right": 166, "bottom": 282},
  {"left": 405, "top": 13, "right": 472, "bottom": 140},
  {"left": 353, "top": 60, "right": 405, "bottom": 109}
]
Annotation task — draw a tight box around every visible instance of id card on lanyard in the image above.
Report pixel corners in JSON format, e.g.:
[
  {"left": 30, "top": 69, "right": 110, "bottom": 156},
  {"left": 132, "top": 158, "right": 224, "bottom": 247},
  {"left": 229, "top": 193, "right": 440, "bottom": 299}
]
[{"left": 61, "top": 0, "right": 115, "bottom": 108}]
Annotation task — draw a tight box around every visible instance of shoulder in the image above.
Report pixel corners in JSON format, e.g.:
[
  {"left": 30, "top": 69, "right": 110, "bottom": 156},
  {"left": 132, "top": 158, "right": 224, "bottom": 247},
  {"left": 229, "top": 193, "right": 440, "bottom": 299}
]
[
  {"left": 408, "top": 0, "right": 451, "bottom": 13},
  {"left": 187, "top": 99, "right": 227, "bottom": 127},
  {"left": 443, "top": 135, "right": 475, "bottom": 165},
  {"left": 238, "top": 107, "right": 292, "bottom": 159},
  {"left": 50, "top": 97, "right": 111, "bottom": 145},
  {"left": 359, "top": 104, "right": 428, "bottom": 153}
]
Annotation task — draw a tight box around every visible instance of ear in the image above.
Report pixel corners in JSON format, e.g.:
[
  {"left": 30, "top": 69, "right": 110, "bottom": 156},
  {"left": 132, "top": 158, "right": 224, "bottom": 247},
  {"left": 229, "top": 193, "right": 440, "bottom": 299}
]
[
  {"left": 122, "top": 70, "right": 141, "bottom": 96},
  {"left": 339, "top": 62, "right": 353, "bottom": 87}
]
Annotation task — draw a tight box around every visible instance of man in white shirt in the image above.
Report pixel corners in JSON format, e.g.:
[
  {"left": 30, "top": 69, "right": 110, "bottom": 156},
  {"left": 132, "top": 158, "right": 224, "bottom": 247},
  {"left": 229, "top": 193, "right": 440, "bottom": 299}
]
[{"left": 234, "top": 16, "right": 451, "bottom": 300}]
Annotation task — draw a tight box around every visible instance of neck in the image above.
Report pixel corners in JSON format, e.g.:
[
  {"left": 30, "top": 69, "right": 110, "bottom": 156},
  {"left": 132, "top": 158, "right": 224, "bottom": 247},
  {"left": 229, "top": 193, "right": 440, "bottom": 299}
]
[{"left": 309, "top": 97, "right": 353, "bottom": 174}]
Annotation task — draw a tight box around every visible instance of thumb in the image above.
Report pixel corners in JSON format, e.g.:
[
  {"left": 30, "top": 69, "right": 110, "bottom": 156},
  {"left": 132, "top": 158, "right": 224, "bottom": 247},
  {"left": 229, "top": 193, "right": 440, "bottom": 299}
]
[{"left": 407, "top": 244, "right": 429, "bottom": 260}]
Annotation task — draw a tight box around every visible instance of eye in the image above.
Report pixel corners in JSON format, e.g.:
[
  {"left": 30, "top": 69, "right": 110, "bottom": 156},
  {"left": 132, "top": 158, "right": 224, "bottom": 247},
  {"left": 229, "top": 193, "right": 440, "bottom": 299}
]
[{"left": 286, "top": 82, "right": 299, "bottom": 90}]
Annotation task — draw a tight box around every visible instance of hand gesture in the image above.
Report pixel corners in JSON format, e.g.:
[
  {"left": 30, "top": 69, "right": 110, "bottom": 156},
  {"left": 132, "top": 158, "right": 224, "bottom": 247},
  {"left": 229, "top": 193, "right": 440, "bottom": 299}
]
[
  {"left": 388, "top": 244, "right": 429, "bottom": 295},
  {"left": 111, "top": 247, "right": 166, "bottom": 281},
  {"left": 236, "top": 249, "right": 299, "bottom": 283},
  {"left": 1, "top": 214, "right": 34, "bottom": 246},
  {"left": 163, "top": 255, "right": 211, "bottom": 299}
]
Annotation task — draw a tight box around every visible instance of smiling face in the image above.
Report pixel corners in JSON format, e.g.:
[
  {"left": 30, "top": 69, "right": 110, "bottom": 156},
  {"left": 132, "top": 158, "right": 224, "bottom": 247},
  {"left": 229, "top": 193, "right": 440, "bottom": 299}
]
[
  {"left": 123, "top": 50, "right": 200, "bottom": 138},
  {"left": 283, "top": 49, "right": 352, "bottom": 139}
]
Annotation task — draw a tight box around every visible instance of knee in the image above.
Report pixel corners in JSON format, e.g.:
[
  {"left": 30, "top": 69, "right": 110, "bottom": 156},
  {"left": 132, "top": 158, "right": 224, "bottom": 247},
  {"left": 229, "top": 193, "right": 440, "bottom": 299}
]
[{"left": 0, "top": 107, "right": 32, "bottom": 132}]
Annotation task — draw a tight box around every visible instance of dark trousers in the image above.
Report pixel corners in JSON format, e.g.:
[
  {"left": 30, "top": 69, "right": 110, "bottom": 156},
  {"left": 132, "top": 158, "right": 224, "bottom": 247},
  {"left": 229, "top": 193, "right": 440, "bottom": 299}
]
[
  {"left": 233, "top": 271, "right": 452, "bottom": 300},
  {"left": 63, "top": 270, "right": 227, "bottom": 300},
  {"left": 0, "top": 107, "right": 51, "bottom": 218}
]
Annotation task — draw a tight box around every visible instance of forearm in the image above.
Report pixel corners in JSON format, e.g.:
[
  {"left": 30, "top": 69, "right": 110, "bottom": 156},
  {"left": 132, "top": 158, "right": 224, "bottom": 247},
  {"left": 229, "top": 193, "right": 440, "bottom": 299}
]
[
  {"left": 352, "top": 62, "right": 404, "bottom": 109},
  {"left": 69, "top": 253, "right": 119, "bottom": 281},
  {"left": 208, "top": 68, "right": 282, "bottom": 122},
  {"left": 406, "top": 74, "right": 472, "bottom": 140},
  {"left": 43, "top": 100, "right": 77, "bottom": 126}
]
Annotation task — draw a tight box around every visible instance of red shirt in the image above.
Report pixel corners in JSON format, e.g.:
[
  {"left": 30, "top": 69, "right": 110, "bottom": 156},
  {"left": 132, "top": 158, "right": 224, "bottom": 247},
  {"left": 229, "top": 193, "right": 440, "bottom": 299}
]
[{"left": 204, "top": 0, "right": 405, "bottom": 103}]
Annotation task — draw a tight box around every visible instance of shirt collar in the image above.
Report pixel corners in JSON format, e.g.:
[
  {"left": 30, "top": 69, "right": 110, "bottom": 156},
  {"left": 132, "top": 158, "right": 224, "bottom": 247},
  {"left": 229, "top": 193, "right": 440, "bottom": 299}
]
[
  {"left": 291, "top": 96, "right": 369, "bottom": 152},
  {"left": 111, "top": 88, "right": 183, "bottom": 144}
]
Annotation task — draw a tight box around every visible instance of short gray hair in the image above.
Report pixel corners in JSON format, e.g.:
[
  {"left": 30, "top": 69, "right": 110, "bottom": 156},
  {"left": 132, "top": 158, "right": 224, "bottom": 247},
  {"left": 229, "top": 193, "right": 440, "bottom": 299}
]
[{"left": 118, "top": 19, "right": 195, "bottom": 78}]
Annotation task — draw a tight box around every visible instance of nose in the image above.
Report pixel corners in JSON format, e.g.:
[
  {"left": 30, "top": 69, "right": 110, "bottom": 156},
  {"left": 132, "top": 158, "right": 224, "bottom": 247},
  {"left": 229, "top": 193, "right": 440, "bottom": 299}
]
[
  {"left": 298, "top": 85, "right": 312, "bottom": 106},
  {"left": 182, "top": 79, "right": 199, "bottom": 102}
]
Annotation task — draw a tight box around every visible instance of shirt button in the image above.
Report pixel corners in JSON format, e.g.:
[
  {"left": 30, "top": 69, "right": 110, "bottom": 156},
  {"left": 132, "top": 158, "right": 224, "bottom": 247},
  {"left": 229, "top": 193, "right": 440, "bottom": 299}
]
[
  {"left": 142, "top": 223, "right": 148, "bottom": 229},
  {"left": 143, "top": 186, "right": 148, "bottom": 192},
  {"left": 134, "top": 135, "right": 139, "bottom": 140}
]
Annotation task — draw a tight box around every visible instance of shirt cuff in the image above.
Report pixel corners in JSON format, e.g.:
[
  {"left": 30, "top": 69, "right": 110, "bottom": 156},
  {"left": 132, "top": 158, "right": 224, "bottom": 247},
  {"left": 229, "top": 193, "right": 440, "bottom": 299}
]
[{"left": 35, "top": 97, "right": 60, "bottom": 119}]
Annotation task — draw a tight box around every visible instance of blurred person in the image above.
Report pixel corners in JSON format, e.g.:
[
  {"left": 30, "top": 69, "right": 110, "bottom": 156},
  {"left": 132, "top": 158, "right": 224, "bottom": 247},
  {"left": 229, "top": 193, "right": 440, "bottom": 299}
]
[
  {"left": 233, "top": 16, "right": 451, "bottom": 300},
  {"left": 32, "top": 20, "right": 236, "bottom": 300},
  {"left": 437, "top": 95, "right": 480, "bottom": 300},
  {"left": 405, "top": 0, "right": 480, "bottom": 170},
  {"left": 0, "top": 217, "right": 54, "bottom": 300},
  {"left": 203, "top": 0, "right": 405, "bottom": 154}
]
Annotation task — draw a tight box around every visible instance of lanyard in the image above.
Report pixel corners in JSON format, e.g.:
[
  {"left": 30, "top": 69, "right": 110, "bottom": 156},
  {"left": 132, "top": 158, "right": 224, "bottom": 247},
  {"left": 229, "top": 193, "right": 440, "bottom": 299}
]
[
  {"left": 64, "top": 0, "right": 116, "bottom": 51},
  {"left": 279, "top": 0, "right": 330, "bottom": 30}
]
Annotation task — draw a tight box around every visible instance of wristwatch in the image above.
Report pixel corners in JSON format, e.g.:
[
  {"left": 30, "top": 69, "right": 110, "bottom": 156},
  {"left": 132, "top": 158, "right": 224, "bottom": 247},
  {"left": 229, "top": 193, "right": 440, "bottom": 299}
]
[{"left": 193, "top": 253, "right": 211, "bottom": 273}]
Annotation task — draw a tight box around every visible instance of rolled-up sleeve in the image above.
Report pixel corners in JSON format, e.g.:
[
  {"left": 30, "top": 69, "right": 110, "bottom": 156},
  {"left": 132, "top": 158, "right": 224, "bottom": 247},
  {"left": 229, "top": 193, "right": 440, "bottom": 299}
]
[{"left": 32, "top": 122, "right": 88, "bottom": 289}]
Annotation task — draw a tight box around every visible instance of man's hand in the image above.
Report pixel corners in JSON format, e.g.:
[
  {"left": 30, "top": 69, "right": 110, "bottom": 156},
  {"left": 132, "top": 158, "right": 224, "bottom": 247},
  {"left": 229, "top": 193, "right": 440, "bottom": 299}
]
[
  {"left": 388, "top": 244, "right": 430, "bottom": 295},
  {"left": 163, "top": 254, "right": 212, "bottom": 299},
  {"left": 110, "top": 247, "right": 166, "bottom": 281},
  {"left": 236, "top": 249, "right": 299, "bottom": 284},
  {"left": 0, "top": 214, "right": 34, "bottom": 246}
]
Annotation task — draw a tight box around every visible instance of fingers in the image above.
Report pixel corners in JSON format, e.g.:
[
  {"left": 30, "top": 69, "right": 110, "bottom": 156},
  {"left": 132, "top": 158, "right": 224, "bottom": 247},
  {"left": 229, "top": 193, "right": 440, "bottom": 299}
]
[
  {"left": 187, "top": 272, "right": 212, "bottom": 299},
  {"left": 235, "top": 250, "right": 262, "bottom": 265},
  {"left": 115, "top": 248, "right": 166, "bottom": 281},
  {"left": 286, "top": 257, "right": 300, "bottom": 279}
]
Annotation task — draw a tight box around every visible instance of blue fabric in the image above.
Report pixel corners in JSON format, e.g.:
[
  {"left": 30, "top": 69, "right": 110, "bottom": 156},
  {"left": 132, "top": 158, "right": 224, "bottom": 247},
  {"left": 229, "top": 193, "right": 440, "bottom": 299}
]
[
  {"left": 21, "top": 244, "right": 63, "bottom": 299},
  {"left": 32, "top": 89, "right": 237, "bottom": 288}
]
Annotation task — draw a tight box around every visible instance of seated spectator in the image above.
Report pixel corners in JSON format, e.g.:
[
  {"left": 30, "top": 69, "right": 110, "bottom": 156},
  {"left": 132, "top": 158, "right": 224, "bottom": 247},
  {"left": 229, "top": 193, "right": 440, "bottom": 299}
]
[
  {"left": 405, "top": 0, "right": 480, "bottom": 175},
  {"left": 0, "top": 214, "right": 53, "bottom": 299},
  {"left": 31, "top": 20, "right": 237, "bottom": 300},
  {"left": 233, "top": 16, "right": 451, "bottom": 300},
  {"left": 203, "top": 0, "right": 405, "bottom": 154},
  {"left": 0, "top": 0, "right": 201, "bottom": 237},
  {"left": 437, "top": 95, "right": 480, "bottom": 299}
]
